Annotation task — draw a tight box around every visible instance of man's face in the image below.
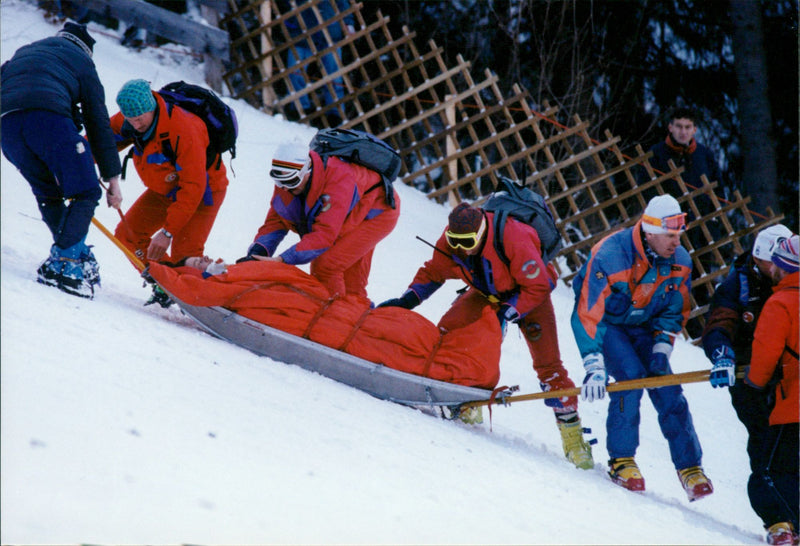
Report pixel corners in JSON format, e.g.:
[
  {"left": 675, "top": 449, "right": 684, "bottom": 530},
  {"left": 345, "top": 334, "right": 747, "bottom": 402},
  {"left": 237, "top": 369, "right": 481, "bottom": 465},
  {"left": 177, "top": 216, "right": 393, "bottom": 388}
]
[
  {"left": 185, "top": 256, "right": 213, "bottom": 270},
  {"left": 668, "top": 117, "right": 697, "bottom": 146},
  {"left": 125, "top": 110, "right": 155, "bottom": 134},
  {"left": 753, "top": 256, "right": 774, "bottom": 278},
  {"left": 645, "top": 231, "right": 682, "bottom": 258}
]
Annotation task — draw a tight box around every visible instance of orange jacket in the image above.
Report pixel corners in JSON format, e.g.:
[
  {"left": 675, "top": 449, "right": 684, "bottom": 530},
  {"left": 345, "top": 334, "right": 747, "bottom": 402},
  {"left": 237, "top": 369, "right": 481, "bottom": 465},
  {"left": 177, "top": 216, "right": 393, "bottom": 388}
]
[
  {"left": 746, "top": 271, "right": 799, "bottom": 425},
  {"left": 110, "top": 92, "right": 228, "bottom": 235}
]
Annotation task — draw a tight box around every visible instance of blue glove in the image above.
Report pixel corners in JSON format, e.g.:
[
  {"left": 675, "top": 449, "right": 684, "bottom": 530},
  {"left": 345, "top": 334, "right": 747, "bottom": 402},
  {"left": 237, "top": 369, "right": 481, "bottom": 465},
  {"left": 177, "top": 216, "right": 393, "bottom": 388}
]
[
  {"left": 496, "top": 303, "right": 520, "bottom": 339},
  {"left": 709, "top": 345, "right": 736, "bottom": 388},
  {"left": 650, "top": 352, "right": 670, "bottom": 376},
  {"left": 377, "top": 291, "right": 421, "bottom": 310},
  {"left": 581, "top": 353, "right": 607, "bottom": 402}
]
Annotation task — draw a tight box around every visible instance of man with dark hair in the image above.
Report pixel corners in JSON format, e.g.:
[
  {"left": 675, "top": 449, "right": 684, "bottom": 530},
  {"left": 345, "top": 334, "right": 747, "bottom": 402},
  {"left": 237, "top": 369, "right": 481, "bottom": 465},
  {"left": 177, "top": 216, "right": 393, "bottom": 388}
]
[
  {"left": 1, "top": 22, "right": 122, "bottom": 299},
  {"left": 648, "top": 106, "right": 723, "bottom": 203},
  {"left": 379, "top": 202, "right": 594, "bottom": 471}
]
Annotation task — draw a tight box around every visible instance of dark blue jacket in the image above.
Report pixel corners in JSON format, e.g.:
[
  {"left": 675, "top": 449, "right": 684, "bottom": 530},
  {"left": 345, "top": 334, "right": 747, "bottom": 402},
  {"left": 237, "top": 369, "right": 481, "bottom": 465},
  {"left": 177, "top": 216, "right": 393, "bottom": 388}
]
[
  {"left": 649, "top": 139, "right": 721, "bottom": 191},
  {"left": 702, "top": 252, "right": 775, "bottom": 365},
  {"left": 1, "top": 36, "right": 121, "bottom": 179}
]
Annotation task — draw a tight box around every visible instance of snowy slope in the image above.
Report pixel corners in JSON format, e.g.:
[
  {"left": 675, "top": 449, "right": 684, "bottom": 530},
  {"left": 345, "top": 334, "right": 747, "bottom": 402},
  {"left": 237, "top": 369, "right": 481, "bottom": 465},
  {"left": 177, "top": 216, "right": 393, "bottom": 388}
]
[{"left": 1, "top": 1, "right": 766, "bottom": 543}]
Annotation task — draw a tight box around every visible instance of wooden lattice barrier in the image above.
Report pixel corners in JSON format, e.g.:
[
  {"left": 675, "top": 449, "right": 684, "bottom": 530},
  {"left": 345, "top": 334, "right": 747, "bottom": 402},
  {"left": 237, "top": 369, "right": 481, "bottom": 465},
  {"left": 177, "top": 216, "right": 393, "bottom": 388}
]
[{"left": 218, "top": 0, "right": 783, "bottom": 341}]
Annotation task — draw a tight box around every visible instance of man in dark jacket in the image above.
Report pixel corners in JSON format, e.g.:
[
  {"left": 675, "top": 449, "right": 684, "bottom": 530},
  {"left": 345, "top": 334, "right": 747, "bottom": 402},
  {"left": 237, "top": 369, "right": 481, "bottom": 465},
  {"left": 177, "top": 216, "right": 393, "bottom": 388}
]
[
  {"left": 646, "top": 106, "right": 723, "bottom": 207},
  {"left": 1, "top": 22, "right": 122, "bottom": 299},
  {"left": 702, "top": 223, "right": 794, "bottom": 539}
]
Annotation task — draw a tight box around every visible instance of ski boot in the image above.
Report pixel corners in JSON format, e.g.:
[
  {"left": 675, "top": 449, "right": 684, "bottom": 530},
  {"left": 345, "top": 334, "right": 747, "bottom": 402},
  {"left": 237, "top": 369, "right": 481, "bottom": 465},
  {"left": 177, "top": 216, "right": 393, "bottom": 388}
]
[
  {"left": 677, "top": 466, "right": 713, "bottom": 502},
  {"left": 608, "top": 457, "right": 645, "bottom": 492},
  {"left": 766, "top": 522, "right": 798, "bottom": 545},
  {"left": 556, "top": 416, "right": 594, "bottom": 470}
]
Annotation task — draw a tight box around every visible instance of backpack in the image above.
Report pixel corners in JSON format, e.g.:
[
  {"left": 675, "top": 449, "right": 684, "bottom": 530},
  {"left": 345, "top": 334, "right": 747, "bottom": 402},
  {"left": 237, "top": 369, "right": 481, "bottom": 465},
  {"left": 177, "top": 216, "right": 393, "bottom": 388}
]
[
  {"left": 157, "top": 81, "right": 238, "bottom": 170},
  {"left": 309, "top": 128, "right": 402, "bottom": 209},
  {"left": 482, "top": 176, "right": 563, "bottom": 264}
]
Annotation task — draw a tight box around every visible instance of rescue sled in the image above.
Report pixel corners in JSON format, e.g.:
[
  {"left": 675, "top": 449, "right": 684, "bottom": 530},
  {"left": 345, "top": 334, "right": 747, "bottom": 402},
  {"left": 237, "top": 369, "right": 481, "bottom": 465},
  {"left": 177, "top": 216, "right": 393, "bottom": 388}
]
[{"left": 171, "top": 296, "right": 501, "bottom": 408}]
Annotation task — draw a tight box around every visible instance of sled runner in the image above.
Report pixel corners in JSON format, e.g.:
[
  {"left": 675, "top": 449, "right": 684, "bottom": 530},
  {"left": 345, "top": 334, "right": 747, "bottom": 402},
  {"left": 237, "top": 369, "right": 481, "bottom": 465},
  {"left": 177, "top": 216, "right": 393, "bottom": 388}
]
[{"left": 169, "top": 293, "right": 502, "bottom": 407}]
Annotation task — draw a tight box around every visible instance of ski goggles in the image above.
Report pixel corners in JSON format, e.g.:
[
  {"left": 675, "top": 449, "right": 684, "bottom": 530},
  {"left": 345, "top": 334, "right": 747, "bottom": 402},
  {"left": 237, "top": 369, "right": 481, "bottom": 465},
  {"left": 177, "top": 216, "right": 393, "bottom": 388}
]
[
  {"left": 642, "top": 212, "right": 687, "bottom": 233},
  {"left": 445, "top": 218, "right": 487, "bottom": 250},
  {"left": 270, "top": 159, "right": 311, "bottom": 190}
]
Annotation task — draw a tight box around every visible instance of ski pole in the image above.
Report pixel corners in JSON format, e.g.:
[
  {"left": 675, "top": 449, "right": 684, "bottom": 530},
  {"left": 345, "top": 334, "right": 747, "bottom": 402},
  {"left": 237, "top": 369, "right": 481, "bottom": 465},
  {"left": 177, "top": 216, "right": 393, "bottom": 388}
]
[
  {"left": 90, "top": 216, "right": 146, "bottom": 272},
  {"left": 461, "top": 368, "right": 746, "bottom": 408}
]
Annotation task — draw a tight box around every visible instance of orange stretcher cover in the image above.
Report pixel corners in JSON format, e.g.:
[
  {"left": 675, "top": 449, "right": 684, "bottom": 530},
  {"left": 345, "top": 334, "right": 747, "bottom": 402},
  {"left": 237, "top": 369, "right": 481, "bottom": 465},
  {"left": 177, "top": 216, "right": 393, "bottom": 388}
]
[{"left": 148, "top": 261, "right": 502, "bottom": 389}]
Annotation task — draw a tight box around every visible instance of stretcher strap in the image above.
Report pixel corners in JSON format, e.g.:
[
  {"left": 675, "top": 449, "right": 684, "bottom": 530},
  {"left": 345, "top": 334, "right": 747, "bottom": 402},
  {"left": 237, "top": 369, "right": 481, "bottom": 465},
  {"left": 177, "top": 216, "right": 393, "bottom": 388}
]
[
  {"left": 303, "top": 296, "right": 337, "bottom": 339},
  {"left": 338, "top": 307, "right": 372, "bottom": 352},
  {"left": 422, "top": 328, "right": 445, "bottom": 377}
]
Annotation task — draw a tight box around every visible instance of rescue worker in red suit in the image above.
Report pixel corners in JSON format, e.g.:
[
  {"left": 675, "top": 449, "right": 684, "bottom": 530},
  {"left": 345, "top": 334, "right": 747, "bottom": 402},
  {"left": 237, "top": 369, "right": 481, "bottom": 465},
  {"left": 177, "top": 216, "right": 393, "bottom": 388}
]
[
  {"left": 379, "top": 202, "right": 594, "bottom": 470},
  {"left": 110, "top": 79, "right": 229, "bottom": 266},
  {"left": 743, "top": 234, "right": 799, "bottom": 546},
  {"left": 242, "top": 141, "right": 400, "bottom": 299}
]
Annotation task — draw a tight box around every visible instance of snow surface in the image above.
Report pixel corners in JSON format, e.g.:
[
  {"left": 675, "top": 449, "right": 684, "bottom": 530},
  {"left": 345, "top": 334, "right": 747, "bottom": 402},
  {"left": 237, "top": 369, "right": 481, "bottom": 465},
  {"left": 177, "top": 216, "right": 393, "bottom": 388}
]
[{"left": 0, "top": 1, "right": 767, "bottom": 543}]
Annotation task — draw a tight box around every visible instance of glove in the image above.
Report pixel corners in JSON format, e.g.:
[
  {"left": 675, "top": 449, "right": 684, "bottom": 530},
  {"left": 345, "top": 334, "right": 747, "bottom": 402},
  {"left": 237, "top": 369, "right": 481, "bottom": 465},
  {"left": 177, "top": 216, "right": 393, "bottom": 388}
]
[
  {"left": 496, "top": 303, "right": 519, "bottom": 340},
  {"left": 581, "top": 353, "right": 607, "bottom": 402},
  {"left": 709, "top": 345, "right": 736, "bottom": 388},
  {"left": 377, "top": 291, "right": 421, "bottom": 310},
  {"left": 235, "top": 255, "right": 256, "bottom": 264},
  {"left": 649, "top": 352, "right": 670, "bottom": 376}
]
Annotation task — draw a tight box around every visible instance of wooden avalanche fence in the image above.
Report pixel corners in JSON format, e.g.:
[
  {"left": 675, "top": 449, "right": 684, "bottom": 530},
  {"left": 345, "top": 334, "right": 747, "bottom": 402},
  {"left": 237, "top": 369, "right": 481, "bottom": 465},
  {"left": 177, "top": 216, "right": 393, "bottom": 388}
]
[{"left": 219, "top": 0, "right": 784, "bottom": 340}]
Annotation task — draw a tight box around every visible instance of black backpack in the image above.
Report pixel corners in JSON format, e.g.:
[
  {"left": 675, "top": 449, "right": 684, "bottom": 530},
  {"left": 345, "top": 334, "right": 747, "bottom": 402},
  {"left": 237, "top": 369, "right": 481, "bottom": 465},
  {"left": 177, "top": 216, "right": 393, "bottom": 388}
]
[
  {"left": 309, "top": 128, "right": 402, "bottom": 209},
  {"left": 158, "top": 81, "right": 238, "bottom": 170},
  {"left": 482, "top": 176, "right": 563, "bottom": 264}
]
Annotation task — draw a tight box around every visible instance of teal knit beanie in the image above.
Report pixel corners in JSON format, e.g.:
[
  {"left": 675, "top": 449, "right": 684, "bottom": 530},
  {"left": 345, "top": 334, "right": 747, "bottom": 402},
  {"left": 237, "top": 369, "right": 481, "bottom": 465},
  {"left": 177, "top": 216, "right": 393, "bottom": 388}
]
[{"left": 116, "top": 79, "right": 156, "bottom": 118}]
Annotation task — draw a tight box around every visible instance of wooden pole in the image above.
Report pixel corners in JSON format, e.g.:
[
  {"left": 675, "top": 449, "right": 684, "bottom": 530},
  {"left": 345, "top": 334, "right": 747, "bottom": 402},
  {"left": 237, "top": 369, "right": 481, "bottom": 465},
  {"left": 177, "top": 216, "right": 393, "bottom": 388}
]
[{"left": 462, "top": 368, "right": 745, "bottom": 408}]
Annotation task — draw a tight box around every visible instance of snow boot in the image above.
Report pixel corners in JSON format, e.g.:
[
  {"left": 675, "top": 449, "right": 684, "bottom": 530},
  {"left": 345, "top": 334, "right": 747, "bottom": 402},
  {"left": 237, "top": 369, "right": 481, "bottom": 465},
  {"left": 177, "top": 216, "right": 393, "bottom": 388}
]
[
  {"left": 677, "top": 466, "right": 713, "bottom": 502},
  {"left": 448, "top": 404, "right": 483, "bottom": 425},
  {"left": 80, "top": 245, "right": 100, "bottom": 288},
  {"left": 767, "top": 522, "right": 799, "bottom": 545},
  {"left": 145, "top": 284, "right": 174, "bottom": 308},
  {"left": 36, "top": 246, "right": 63, "bottom": 288},
  {"left": 557, "top": 417, "right": 594, "bottom": 470},
  {"left": 53, "top": 241, "right": 94, "bottom": 299},
  {"left": 608, "top": 457, "right": 645, "bottom": 492}
]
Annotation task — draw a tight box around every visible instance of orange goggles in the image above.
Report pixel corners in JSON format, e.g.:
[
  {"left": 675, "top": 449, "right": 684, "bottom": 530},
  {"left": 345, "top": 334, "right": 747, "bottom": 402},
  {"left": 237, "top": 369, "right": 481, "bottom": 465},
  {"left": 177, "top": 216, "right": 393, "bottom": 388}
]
[
  {"left": 445, "top": 218, "right": 486, "bottom": 250},
  {"left": 642, "top": 212, "right": 687, "bottom": 233}
]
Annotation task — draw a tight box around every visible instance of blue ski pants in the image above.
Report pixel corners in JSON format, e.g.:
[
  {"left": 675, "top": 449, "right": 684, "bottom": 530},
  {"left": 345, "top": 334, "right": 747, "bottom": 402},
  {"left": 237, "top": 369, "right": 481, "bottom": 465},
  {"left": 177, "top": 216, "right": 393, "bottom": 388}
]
[
  {"left": 1, "top": 110, "right": 101, "bottom": 249},
  {"left": 602, "top": 323, "right": 703, "bottom": 470}
]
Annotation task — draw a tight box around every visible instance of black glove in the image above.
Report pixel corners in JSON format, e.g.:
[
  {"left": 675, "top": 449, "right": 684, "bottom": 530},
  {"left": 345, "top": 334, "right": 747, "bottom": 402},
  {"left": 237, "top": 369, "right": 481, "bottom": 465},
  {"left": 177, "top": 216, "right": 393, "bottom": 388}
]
[
  {"left": 378, "top": 291, "right": 421, "bottom": 310},
  {"left": 235, "top": 255, "right": 256, "bottom": 264}
]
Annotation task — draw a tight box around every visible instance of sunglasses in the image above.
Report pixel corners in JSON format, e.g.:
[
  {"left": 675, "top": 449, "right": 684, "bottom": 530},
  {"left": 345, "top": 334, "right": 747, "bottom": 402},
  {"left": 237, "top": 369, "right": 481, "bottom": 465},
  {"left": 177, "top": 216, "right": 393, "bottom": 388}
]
[
  {"left": 445, "top": 218, "right": 486, "bottom": 250},
  {"left": 271, "top": 159, "right": 311, "bottom": 190},
  {"left": 642, "top": 212, "right": 687, "bottom": 233}
]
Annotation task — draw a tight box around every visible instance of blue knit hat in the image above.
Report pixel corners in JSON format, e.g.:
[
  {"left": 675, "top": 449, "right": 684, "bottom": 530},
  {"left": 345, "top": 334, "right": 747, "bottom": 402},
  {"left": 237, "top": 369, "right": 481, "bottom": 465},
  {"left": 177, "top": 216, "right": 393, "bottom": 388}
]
[{"left": 116, "top": 79, "right": 156, "bottom": 118}]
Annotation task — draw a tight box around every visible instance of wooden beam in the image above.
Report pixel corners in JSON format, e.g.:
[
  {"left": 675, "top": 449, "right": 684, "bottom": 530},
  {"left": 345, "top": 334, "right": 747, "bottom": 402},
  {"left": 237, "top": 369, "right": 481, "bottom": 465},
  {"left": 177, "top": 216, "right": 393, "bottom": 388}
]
[{"left": 72, "top": 0, "right": 230, "bottom": 61}]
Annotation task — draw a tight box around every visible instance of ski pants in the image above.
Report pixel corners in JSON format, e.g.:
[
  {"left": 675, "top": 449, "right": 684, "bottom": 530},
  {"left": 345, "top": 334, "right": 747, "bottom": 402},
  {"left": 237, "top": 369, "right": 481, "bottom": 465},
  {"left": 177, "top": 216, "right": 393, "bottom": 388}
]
[
  {"left": 438, "top": 288, "right": 578, "bottom": 413},
  {"left": 1, "top": 110, "right": 101, "bottom": 250},
  {"left": 602, "top": 323, "right": 703, "bottom": 470},
  {"left": 748, "top": 422, "right": 799, "bottom": 530},
  {"left": 310, "top": 200, "right": 400, "bottom": 299},
  {"left": 730, "top": 377, "right": 773, "bottom": 473},
  {"left": 114, "top": 187, "right": 226, "bottom": 265}
]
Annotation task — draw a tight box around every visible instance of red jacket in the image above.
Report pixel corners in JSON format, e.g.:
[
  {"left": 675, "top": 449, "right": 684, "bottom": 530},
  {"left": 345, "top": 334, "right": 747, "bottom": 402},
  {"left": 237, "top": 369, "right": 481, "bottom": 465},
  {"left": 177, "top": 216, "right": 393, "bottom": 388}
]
[
  {"left": 408, "top": 212, "right": 555, "bottom": 316},
  {"left": 110, "top": 92, "right": 228, "bottom": 235},
  {"left": 746, "top": 271, "right": 799, "bottom": 425},
  {"left": 252, "top": 151, "right": 396, "bottom": 265}
]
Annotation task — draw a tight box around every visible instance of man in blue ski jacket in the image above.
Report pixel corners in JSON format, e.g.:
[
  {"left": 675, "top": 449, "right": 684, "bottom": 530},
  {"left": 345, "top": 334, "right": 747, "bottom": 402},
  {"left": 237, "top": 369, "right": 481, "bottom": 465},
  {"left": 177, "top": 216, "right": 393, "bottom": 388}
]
[
  {"left": 570, "top": 194, "right": 713, "bottom": 501},
  {"left": 1, "top": 22, "right": 122, "bottom": 298}
]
